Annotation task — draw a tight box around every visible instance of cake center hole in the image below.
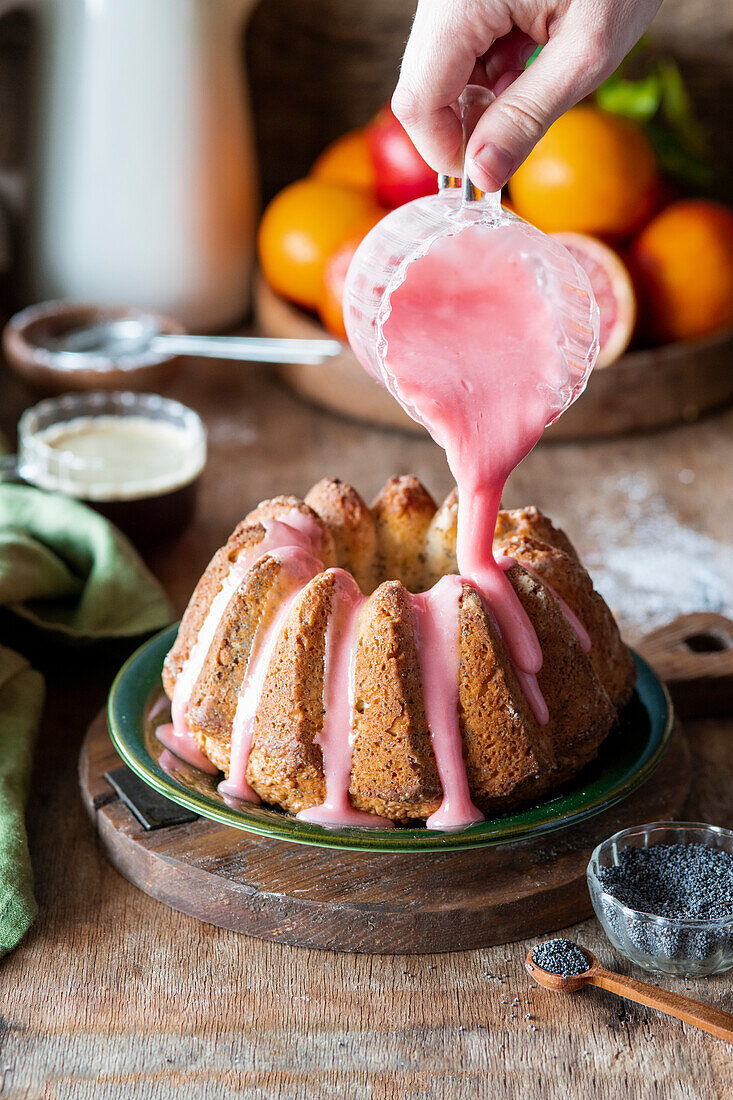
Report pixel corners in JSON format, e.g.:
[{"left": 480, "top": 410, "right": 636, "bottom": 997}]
[{"left": 683, "top": 631, "right": 729, "bottom": 653}]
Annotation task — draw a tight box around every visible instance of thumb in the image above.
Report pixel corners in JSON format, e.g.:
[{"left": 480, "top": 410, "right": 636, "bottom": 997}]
[{"left": 465, "top": 35, "right": 603, "bottom": 192}]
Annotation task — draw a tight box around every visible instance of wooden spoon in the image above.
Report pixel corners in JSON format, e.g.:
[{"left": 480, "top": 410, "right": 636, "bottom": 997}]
[{"left": 525, "top": 948, "right": 733, "bottom": 1043}]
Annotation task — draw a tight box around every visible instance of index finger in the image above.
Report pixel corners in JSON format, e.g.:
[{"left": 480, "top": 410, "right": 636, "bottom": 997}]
[{"left": 392, "top": 2, "right": 509, "bottom": 173}]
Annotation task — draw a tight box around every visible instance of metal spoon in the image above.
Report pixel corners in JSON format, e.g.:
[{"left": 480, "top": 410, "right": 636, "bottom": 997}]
[
  {"left": 46, "top": 316, "right": 342, "bottom": 368},
  {"left": 525, "top": 947, "right": 733, "bottom": 1042}
]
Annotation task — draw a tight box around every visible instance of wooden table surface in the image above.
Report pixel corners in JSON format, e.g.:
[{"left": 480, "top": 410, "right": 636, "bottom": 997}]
[{"left": 1, "top": 360, "right": 732, "bottom": 1100}]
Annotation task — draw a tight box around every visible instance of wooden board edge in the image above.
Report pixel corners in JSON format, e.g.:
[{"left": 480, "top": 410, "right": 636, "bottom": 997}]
[{"left": 79, "top": 711, "right": 691, "bottom": 954}]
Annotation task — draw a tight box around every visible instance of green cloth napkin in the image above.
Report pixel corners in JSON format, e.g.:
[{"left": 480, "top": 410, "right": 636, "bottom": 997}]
[
  {"left": 0, "top": 484, "right": 174, "bottom": 638},
  {"left": 0, "top": 483, "right": 174, "bottom": 957},
  {"left": 0, "top": 646, "right": 43, "bottom": 957}
]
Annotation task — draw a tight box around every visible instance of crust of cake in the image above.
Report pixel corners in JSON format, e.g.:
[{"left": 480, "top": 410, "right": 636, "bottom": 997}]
[
  {"left": 507, "top": 565, "right": 616, "bottom": 796},
  {"left": 424, "top": 487, "right": 458, "bottom": 587},
  {"left": 500, "top": 533, "right": 636, "bottom": 709},
  {"left": 162, "top": 521, "right": 267, "bottom": 697},
  {"left": 458, "top": 584, "right": 553, "bottom": 809},
  {"left": 305, "top": 477, "right": 377, "bottom": 593},
  {"left": 244, "top": 572, "right": 335, "bottom": 814},
  {"left": 371, "top": 476, "right": 437, "bottom": 592},
  {"left": 163, "top": 477, "right": 636, "bottom": 824},
  {"left": 494, "top": 506, "right": 579, "bottom": 561},
  {"left": 349, "top": 580, "right": 442, "bottom": 821},
  {"left": 186, "top": 554, "right": 303, "bottom": 772}
]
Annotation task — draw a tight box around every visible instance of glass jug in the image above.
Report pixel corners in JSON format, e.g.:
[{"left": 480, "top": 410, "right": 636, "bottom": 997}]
[{"left": 344, "top": 185, "right": 600, "bottom": 431}]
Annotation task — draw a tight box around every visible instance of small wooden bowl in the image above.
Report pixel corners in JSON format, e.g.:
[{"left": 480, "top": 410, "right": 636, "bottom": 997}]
[
  {"left": 255, "top": 274, "right": 733, "bottom": 441},
  {"left": 2, "top": 301, "right": 187, "bottom": 395}
]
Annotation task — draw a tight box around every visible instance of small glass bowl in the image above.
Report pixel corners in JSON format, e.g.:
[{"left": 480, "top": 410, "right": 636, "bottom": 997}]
[
  {"left": 588, "top": 822, "right": 733, "bottom": 977},
  {"left": 15, "top": 391, "right": 207, "bottom": 546}
]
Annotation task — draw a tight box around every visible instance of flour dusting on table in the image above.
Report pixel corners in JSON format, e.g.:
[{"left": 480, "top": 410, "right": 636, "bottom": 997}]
[{"left": 582, "top": 473, "right": 733, "bottom": 641}]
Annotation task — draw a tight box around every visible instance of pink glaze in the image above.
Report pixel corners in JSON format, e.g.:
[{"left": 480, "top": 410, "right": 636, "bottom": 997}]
[
  {"left": 159, "top": 511, "right": 322, "bottom": 773},
  {"left": 382, "top": 223, "right": 576, "bottom": 724},
  {"left": 297, "top": 570, "right": 394, "bottom": 829},
  {"left": 411, "top": 575, "right": 484, "bottom": 829},
  {"left": 218, "top": 543, "right": 324, "bottom": 802},
  {"left": 156, "top": 720, "right": 220, "bottom": 773},
  {"left": 158, "top": 747, "right": 188, "bottom": 779},
  {"left": 513, "top": 559, "right": 591, "bottom": 653}
]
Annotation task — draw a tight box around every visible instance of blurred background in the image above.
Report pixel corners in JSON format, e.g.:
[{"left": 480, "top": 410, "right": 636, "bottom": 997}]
[
  {"left": 2, "top": 0, "right": 730, "bottom": 204},
  {"left": 246, "top": 0, "right": 733, "bottom": 205},
  {"left": 0, "top": 0, "right": 730, "bottom": 362}
]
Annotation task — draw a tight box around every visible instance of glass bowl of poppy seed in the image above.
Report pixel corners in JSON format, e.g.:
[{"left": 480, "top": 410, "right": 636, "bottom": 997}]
[{"left": 587, "top": 822, "right": 733, "bottom": 977}]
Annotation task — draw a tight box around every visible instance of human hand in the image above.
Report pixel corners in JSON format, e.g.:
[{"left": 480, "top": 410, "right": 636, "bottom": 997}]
[{"left": 392, "top": 0, "right": 661, "bottom": 191}]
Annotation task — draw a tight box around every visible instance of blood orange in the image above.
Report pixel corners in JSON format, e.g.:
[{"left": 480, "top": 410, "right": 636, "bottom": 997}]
[
  {"left": 318, "top": 235, "right": 361, "bottom": 336},
  {"left": 366, "top": 105, "right": 436, "bottom": 208},
  {"left": 553, "top": 232, "right": 636, "bottom": 368},
  {"left": 258, "top": 179, "right": 382, "bottom": 310}
]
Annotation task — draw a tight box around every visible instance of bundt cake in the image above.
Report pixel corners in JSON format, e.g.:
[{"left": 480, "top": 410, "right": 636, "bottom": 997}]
[{"left": 160, "top": 475, "right": 635, "bottom": 829}]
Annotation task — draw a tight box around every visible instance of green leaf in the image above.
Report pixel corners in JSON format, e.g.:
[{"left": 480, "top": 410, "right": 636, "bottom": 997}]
[
  {"left": 646, "top": 122, "right": 712, "bottom": 188},
  {"left": 657, "top": 60, "right": 706, "bottom": 155},
  {"left": 592, "top": 46, "right": 712, "bottom": 189},
  {"left": 596, "top": 73, "right": 662, "bottom": 123}
]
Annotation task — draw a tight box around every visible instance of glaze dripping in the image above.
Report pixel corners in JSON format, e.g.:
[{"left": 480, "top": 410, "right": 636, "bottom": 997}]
[
  {"left": 297, "top": 570, "right": 394, "bottom": 829},
  {"left": 162, "top": 222, "right": 598, "bottom": 830},
  {"left": 380, "top": 224, "right": 582, "bottom": 729}
]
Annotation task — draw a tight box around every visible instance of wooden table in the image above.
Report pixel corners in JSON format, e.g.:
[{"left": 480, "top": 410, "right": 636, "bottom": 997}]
[{"left": 1, "top": 360, "right": 732, "bottom": 1099}]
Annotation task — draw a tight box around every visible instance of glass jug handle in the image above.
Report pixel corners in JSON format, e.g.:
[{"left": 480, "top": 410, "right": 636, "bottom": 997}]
[
  {"left": 437, "top": 85, "right": 502, "bottom": 211},
  {"left": 456, "top": 85, "right": 502, "bottom": 212}
]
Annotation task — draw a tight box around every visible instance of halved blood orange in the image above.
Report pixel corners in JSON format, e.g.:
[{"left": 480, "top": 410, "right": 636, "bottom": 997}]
[
  {"left": 552, "top": 232, "right": 637, "bottom": 368},
  {"left": 318, "top": 235, "right": 362, "bottom": 337}
]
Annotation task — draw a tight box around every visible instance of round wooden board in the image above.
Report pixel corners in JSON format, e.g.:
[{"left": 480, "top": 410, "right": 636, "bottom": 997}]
[
  {"left": 79, "top": 710, "right": 691, "bottom": 954},
  {"left": 255, "top": 275, "right": 733, "bottom": 441}
]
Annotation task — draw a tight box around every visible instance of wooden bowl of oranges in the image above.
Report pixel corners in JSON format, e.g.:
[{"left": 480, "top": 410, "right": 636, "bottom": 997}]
[{"left": 255, "top": 88, "right": 733, "bottom": 440}]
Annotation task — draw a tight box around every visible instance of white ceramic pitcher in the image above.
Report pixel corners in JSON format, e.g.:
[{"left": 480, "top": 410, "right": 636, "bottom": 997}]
[{"left": 0, "top": 0, "right": 258, "bottom": 331}]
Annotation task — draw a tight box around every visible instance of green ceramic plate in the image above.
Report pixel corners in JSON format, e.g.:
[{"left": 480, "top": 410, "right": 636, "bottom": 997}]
[{"left": 108, "top": 623, "right": 673, "bottom": 854}]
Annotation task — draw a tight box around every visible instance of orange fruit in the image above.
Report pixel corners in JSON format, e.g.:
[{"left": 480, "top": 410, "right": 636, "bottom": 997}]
[
  {"left": 318, "top": 235, "right": 362, "bottom": 336},
  {"left": 553, "top": 232, "right": 636, "bottom": 367},
  {"left": 311, "top": 129, "right": 377, "bottom": 194},
  {"left": 258, "top": 179, "right": 383, "bottom": 310},
  {"left": 509, "top": 107, "right": 657, "bottom": 237},
  {"left": 629, "top": 199, "right": 733, "bottom": 343}
]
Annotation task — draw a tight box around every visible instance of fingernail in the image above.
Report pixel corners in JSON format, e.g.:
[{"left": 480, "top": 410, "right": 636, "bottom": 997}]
[{"left": 471, "top": 143, "right": 516, "bottom": 190}]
